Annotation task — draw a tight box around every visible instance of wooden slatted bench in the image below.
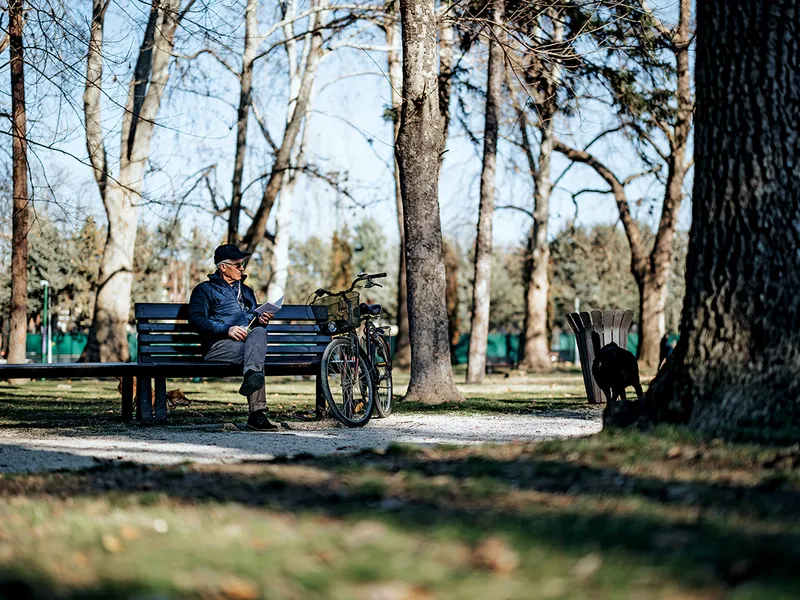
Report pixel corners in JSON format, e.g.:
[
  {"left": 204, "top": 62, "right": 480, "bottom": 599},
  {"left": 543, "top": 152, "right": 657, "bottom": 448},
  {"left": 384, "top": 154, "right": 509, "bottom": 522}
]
[
  {"left": 0, "top": 362, "right": 140, "bottom": 419},
  {"left": 134, "top": 303, "right": 333, "bottom": 423}
]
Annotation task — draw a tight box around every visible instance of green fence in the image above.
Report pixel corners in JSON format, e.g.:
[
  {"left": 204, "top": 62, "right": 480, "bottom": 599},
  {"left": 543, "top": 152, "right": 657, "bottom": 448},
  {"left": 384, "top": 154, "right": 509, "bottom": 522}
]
[
  {"left": 25, "top": 332, "right": 138, "bottom": 363},
  {"left": 451, "top": 331, "right": 641, "bottom": 365},
  {"left": 23, "top": 330, "right": 650, "bottom": 365}
]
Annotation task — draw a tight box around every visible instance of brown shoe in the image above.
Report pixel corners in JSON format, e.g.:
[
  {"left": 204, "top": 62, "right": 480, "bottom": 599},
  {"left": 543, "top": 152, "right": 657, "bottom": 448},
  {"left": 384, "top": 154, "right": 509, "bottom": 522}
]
[{"left": 246, "top": 409, "right": 278, "bottom": 431}]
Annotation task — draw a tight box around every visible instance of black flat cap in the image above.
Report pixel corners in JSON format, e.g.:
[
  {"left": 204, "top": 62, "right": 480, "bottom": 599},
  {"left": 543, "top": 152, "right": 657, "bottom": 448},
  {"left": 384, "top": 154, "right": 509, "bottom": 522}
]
[{"left": 214, "top": 244, "right": 251, "bottom": 264}]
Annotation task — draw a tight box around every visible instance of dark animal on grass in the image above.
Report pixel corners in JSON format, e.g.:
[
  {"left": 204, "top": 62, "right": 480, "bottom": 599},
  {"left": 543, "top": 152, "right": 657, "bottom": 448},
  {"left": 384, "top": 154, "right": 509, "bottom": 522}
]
[{"left": 591, "top": 331, "right": 644, "bottom": 402}]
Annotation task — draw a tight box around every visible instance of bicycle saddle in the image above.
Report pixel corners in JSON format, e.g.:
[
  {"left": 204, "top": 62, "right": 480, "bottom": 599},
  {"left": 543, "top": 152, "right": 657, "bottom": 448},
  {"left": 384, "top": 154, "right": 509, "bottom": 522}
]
[{"left": 359, "top": 303, "right": 382, "bottom": 316}]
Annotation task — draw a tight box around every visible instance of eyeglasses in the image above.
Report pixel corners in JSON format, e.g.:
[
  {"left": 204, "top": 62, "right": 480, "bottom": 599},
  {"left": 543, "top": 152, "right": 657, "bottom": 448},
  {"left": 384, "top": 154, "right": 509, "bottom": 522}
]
[{"left": 222, "top": 262, "right": 245, "bottom": 270}]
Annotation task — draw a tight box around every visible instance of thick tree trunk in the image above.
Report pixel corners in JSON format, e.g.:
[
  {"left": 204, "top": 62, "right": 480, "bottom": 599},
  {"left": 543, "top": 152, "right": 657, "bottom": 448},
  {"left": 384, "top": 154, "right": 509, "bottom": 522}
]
[
  {"left": 82, "top": 0, "right": 182, "bottom": 361},
  {"left": 7, "top": 0, "right": 29, "bottom": 378},
  {"left": 467, "top": 0, "right": 504, "bottom": 383},
  {"left": 615, "top": 0, "right": 800, "bottom": 436},
  {"left": 386, "top": 5, "right": 410, "bottom": 367},
  {"left": 396, "top": 0, "right": 463, "bottom": 404},
  {"left": 228, "top": 0, "right": 258, "bottom": 244}
]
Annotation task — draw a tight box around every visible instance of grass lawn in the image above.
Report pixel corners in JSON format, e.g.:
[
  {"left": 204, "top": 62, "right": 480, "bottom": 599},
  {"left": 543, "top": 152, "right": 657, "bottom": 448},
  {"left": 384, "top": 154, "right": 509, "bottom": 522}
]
[
  {"left": 1, "top": 369, "right": 797, "bottom": 599},
  {"left": 0, "top": 366, "right": 599, "bottom": 428}
]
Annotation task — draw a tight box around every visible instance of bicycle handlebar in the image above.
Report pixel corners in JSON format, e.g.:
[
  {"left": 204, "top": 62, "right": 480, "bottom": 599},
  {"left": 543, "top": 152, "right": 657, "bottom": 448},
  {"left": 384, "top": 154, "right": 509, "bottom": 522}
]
[{"left": 312, "top": 272, "right": 388, "bottom": 300}]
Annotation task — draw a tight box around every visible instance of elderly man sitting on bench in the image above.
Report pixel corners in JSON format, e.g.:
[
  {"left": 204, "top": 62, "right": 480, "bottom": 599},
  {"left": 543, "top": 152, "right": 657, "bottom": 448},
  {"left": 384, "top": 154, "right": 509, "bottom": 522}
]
[{"left": 187, "top": 244, "right": 277, "bottom": 431}]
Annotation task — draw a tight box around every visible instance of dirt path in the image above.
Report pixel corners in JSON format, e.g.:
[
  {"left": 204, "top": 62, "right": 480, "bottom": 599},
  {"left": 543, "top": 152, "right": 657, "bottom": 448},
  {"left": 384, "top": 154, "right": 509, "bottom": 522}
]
[{"left": 0, "top": 412, "right": 602, "bottom": 474}]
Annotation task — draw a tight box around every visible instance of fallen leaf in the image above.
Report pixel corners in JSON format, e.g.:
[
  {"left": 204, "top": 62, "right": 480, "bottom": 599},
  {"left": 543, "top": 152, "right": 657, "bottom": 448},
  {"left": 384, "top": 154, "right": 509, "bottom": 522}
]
[
  {"left": 219, "top": 577, "right": 259, "bottom": 600},
  {"left": 571, "top": 552, "right": 602, "bottom": 581},
  {"left": 666, "top": 446, "right": 683, "bottom": 459},
  {"left": 120, "top": 526, "right": 140, "bottom": 540},
  {"left": 472, "top": 536, "right": 519, "bottom": 574},
  {"left": 101, "top": 534, "right": 122, "bottom": 553}
]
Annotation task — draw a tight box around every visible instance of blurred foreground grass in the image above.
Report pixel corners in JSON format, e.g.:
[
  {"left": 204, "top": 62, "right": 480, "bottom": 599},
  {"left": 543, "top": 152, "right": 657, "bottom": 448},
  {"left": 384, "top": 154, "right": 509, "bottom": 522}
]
[
  {"left": 1, "top": 427, "right": 798, "bottom": 599},
  {"left": 2, "top": 369, "right": 796, "bottom": 599}
]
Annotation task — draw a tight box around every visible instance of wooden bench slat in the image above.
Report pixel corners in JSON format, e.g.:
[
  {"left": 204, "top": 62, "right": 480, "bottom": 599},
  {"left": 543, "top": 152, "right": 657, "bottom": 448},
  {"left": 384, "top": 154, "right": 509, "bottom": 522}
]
[
  {"left": 137, "top": 322, "right": 325, "bottom": 334},
  {"left": 139, "top": 344, "right": 330, "bottom": 355},
  {"left": 138, "top": 333, "right": 332, "bottom": 345},
  {"left": 136, "top": 361, "right": 321, "bottom": 376},
  {"left": 138, "top": 355, "right": 323, "bottom": 365},
  {"left": 135, "top": 303, "right": 321, "bottom": 321}
]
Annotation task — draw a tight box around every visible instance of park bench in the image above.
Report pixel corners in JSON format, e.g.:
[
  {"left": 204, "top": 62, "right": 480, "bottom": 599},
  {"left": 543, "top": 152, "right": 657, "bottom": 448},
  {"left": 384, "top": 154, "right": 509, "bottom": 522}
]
[
  {"left": 134, "top": 302, "right": 333, "bottom": 424},
  {"left": 0, "top": 303, "right": 332, "bottom": 424}
]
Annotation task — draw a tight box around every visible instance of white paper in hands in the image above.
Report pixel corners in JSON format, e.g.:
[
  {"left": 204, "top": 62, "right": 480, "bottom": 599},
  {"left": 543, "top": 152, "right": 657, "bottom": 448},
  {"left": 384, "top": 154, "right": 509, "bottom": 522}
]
[
  {"left": 253, "top": 295, "right": 284, "bottom": 315},
  {"left": 247, "top": 296, "right": 283, "bottom": 330}
]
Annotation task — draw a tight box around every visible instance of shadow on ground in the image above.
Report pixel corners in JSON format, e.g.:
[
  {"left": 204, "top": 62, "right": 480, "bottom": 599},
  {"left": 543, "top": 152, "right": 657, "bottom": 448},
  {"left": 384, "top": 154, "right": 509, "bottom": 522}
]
[{"left": 0, "top": 438, "right": 798, "bottom": 598}]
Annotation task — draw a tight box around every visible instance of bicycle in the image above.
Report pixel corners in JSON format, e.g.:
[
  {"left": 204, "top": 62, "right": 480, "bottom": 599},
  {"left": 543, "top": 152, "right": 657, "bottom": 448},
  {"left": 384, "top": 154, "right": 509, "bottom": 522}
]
[{"left": 309, "top": 272, "right": 393, "bottom": 427}]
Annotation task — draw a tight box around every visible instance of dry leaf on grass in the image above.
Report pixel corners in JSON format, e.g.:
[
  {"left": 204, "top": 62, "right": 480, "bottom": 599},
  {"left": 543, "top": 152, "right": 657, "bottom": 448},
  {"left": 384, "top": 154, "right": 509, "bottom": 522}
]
[
  {"left": 120, "top": 526, "right": 140, "bottom": 540},
  {"left": 571, "top": 552, "right": 602, "bottom": 581},
  {"left": 471, "top": 536, "right": 519, "bottom": 574},
  {"left": 219, "top": 577, "right": 259, "bottom": 600},
  {"left": 100, "top": 533, "right": 121, "bottom": 553}
]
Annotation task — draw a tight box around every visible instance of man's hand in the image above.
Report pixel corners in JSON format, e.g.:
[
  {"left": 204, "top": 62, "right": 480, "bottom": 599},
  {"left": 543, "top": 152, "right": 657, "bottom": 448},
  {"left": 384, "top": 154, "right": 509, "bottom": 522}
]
[
  {"left": 258, "top": 312, "right": 274, "bottom": 326},
  {"left": 228, "top": 326, "right": 248, "bottom": 341}
]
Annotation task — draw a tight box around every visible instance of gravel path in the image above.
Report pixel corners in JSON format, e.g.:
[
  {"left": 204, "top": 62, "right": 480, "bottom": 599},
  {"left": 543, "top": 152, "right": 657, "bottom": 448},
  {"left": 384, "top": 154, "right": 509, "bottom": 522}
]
[{"left": 0, "top": 412, "right": 602, "bottom": 474}]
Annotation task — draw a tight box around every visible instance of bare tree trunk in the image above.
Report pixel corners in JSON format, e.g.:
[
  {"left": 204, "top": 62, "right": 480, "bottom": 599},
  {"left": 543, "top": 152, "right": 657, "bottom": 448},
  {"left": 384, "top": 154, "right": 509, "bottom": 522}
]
[
  {"left": 268, "top": 1, "right": 316, "bottom": 300},
  {"left": 242, "top": 0, "right": 327, "bottom": 254},
  {"left": 518, "top": 15, "right": 563, "bottom": 373},
  {"left": 616, "top": 0, "right": 800, "bottom": 437},
  {"left": 7, "top": 0, "right": 29, "bottom": 378},
  {"left": 636, "top": 0, "right": 693, "bottom": 369},
  {"left": 386, "top": 3, "right": 410, "bottom": 368},
  {"left": 467, "top": 0, "right": 504, "bottom": 383},
  {"left": 438, "top": 5, "right": 454, "bottom": 148},
  {"left": 443, "top": 240, "right": 460, "bottom": 358},
  {"left": 82, "top": 0, "right": 184, "bottom": 361},
  {"left": 228, "top": 0, "right": 258, "bottom": 244},
  {"left": 396, "top": 0, "right": 463, "bottom": 404}
]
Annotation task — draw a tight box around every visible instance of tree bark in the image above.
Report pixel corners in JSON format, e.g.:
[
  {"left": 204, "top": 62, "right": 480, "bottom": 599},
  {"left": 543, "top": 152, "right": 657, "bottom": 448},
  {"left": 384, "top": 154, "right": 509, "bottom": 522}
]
[
  {"left": 228, "top": 0, "right": 258, "bottom": 244},
  {"left": 635, "top": 0, "right": 693, "bottom": 370},
  {"left": 242, "top": 0, "right": 327, "bottom": 254},
  {"left": 386, "top": 2, "right": 410, "bottom": 368},
  {"left": 466, "top": 0, "right": 504, "bottom": 383},
  {"left": 8, "top": 0, "right": 29, "bottom": 378},
  {"left": 616, "top": 0, "right": 800, "bottom": 436},
  {"left": 82, "top": 0, "right": 184, "bottom": 362},
  {"left": 396, "top": 0, "right": 463, "bottom": 404},
  {"left": 518, "top": 13, "right": 563, "bottom": 373},
  {"left": 268, "top": 1, "right": 316, "bottom": 300}
]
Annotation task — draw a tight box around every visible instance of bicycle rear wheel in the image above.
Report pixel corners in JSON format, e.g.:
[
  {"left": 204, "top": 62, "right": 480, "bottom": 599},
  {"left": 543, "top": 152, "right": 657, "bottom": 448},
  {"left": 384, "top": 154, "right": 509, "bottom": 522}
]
[
  {"left": 372, "top": 335, "right": 393, "bottom": 418},
  {"left": 321, "top": 337, "right": 375, "bottom": 427}
]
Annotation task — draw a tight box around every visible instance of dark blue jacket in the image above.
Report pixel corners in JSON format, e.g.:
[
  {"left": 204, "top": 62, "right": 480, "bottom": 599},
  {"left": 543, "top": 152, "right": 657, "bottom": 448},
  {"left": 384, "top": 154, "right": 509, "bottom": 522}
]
[{"left": 188, "top": 272, "right": 259, "bottom": 352}]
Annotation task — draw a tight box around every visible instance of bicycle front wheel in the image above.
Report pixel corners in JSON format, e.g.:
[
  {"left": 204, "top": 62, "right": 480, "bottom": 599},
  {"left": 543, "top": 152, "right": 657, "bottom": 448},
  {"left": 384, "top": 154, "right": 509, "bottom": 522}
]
[
  {"left": 321, "top": 337, "right": 375, "bottom": 427},
  {"left": 372, "top": 335, "right": 393, "bottom": 418}
]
